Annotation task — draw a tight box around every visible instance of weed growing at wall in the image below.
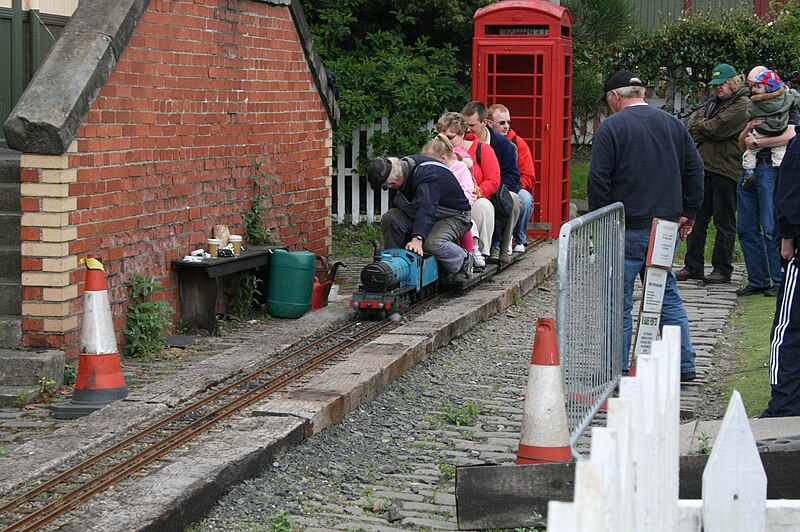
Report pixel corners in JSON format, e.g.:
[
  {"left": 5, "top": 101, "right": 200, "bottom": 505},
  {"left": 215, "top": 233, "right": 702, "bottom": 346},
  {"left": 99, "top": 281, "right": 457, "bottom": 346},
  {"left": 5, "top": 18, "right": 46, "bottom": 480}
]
[
  {"left": 224, "top": 272, "right": 263, "bottom": 319},
  {"left": 244, "top": 161, "right": 281, "bottom": 246},
  {"left": 123, "top": 274, "right": 173, "bottom": 361}
]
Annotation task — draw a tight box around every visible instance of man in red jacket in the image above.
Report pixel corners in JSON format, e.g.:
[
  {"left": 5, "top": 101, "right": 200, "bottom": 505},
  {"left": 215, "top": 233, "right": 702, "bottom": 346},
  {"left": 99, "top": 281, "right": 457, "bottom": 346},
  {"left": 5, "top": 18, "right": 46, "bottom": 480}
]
[{"left": 489, "top": 104, "right": 535, "bottom": 251}]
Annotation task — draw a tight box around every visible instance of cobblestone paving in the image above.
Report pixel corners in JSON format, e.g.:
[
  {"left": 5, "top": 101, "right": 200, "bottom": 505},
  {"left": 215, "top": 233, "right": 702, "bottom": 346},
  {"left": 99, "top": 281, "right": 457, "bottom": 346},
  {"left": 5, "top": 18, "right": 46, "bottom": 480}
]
[{"left": 194, "top": 266, "right": 747, "bottom": 531}]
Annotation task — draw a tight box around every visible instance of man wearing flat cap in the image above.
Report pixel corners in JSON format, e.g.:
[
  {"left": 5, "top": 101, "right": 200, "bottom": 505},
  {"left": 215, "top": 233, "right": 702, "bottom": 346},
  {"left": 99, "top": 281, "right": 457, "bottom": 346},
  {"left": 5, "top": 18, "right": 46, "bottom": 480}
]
[
  {"left": 588, "top": 70, "right": 704, "bottom": 382},
  {"left": 367, "top": 155, "right": 474, "bottom": 281}
]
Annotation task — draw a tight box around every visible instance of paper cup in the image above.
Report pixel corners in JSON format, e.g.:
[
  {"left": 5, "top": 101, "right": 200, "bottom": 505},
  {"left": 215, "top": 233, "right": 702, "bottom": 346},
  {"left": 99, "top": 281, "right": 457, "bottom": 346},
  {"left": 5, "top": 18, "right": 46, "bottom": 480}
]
[
  {"left": 207, "top": 238, "right": 222, "bottom": 257},
  {"left": 229, "top": 235, "right": 242, "bottom": 255}
]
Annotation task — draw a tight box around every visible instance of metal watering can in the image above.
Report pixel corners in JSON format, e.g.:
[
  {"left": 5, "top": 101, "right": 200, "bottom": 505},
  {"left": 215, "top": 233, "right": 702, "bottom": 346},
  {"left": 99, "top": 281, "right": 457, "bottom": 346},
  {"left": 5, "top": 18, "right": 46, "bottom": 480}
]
[{"left": 312, "top": 256, "right": 346, "bottom": 309}]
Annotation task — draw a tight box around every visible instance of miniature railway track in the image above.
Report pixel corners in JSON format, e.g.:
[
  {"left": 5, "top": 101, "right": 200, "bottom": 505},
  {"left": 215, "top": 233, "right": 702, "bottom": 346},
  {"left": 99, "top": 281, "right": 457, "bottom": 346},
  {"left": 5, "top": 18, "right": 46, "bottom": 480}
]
[{"left": 0, "top": 296, "right": 444, "bottom": 531}]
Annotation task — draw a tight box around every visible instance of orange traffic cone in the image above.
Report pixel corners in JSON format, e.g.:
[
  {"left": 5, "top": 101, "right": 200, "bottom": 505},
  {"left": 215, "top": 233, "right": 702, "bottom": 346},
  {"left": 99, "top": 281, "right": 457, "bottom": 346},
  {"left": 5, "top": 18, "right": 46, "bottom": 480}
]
[
  {"left": 516, "top": 318, "right": 572, "bottom": 464},
  {"left": 51, "top": 256, "right": 128, "bottom": 419}
]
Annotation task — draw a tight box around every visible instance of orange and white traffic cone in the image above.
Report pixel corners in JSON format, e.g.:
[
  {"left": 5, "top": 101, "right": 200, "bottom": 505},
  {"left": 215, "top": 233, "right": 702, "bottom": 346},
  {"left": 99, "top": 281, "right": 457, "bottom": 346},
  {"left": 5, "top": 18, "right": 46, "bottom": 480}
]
[
  {"left": 51, "top": 256, "right": 128, "bottom": 419},
  {"left": 516, "top": 318, "right": 572, "bottom": 464}
]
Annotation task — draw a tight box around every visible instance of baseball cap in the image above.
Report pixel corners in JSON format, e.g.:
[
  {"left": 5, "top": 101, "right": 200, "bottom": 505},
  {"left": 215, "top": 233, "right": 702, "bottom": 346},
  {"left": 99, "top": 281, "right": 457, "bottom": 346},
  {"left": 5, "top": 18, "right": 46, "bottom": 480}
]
[
  {"left": 600, "top": 70, "right": 644, "bottom": 101},
  {"left": 708, "top": 64, "right": 737, "bottom": 85},
  {"left": 367, "top": 156, "right": 392, "bottom": 190}
]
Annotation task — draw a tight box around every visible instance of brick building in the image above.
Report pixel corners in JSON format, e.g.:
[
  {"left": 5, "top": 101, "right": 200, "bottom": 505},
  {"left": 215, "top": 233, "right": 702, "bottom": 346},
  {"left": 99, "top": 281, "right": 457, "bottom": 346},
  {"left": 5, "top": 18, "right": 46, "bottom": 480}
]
[{"left": 2, "top": 0, "right": 338, "bottom": 370}]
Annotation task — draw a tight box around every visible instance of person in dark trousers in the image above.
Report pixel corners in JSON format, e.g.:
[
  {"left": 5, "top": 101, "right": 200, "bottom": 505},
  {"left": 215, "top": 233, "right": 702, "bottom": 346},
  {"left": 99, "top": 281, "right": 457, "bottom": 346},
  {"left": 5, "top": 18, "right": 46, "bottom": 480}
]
[
  {"left": 677, "top": 63, "right": 748, "bottom": 285},
  {"left": 761, "top": 133, "right": 800, "bottom": 417},
  {"left": 367, "top": 155, "right": 474, "bottom": 282},
  {"left": 588, "top": 70, "right": 704, "bottom": 381},
  {"left": 735, "top": 66, "right": 797, "bottom": 297},
  {"left": 462, "top": 101, "right": 522, "bottom": 262}
]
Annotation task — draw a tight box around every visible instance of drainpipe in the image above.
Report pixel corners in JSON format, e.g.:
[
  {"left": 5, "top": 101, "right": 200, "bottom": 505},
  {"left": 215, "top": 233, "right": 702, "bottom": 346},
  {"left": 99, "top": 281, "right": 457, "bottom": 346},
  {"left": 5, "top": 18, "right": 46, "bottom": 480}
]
[{"left": 11, "top": 0, "right": 24, "bottom": 103}]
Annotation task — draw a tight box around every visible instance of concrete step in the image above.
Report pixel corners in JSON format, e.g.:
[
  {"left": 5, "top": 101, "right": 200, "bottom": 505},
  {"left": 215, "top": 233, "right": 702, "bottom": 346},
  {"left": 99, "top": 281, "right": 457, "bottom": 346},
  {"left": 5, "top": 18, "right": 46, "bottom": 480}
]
[
  {"left": 0, "top": 246, "right": 20, "bottom": 279},
  {"left": 0, "top": 315, "right": 22, "bottom": 348},
  {"left": 0, "top": 182, "right": 20, "bottom": 211},
  {"left": 0, "top": 385, "right": 42, "bottom": 407},
  {"left": 0, "top": 149, "right": 21, "bottom": 184},
  {"left": 0, "top": 213, "right": 21, "bottom": 245},
  {"left": 0, "top": 282, "right": 21, "bottom": 315},
  {"left": 0, "top": 348, "right": 65, "bottom": 387}
]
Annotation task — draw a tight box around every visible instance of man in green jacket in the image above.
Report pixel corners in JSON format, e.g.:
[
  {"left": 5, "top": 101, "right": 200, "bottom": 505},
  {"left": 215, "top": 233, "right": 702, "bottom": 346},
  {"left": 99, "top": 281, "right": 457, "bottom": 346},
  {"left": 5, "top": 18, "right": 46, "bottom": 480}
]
[{"left": 676, "top": 63, "right": 749, "bottom": 284}]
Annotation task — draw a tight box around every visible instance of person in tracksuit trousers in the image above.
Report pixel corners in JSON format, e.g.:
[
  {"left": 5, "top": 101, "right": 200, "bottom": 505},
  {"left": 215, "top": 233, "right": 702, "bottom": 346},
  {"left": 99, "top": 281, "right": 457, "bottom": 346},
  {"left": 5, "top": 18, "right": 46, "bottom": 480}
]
[{"left": 762, "top": 132, "right": 800, "bottom": 417}]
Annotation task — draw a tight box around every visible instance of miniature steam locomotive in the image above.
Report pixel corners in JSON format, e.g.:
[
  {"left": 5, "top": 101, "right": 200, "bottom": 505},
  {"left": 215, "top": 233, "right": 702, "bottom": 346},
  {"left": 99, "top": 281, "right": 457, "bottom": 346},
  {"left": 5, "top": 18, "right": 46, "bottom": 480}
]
[
  {"left": 348, "top": 239, "right": 532, "bottom": 320},
  {"left": 349, "top": 247, "right": 440, "bottom": 320}
]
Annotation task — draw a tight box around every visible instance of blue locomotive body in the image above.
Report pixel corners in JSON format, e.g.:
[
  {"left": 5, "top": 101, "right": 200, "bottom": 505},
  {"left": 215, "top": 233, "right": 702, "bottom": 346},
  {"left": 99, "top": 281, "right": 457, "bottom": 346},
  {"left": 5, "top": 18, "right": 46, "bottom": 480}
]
[{"left": 349, "top": 248, "right": 439, "bottom": 319}]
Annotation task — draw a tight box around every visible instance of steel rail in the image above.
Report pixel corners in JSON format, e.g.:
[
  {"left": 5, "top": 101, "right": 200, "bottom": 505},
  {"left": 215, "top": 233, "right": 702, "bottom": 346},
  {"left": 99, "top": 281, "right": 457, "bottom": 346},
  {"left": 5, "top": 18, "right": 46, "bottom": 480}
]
[
  {"left": 4, "top": 319, "right": 394, "bottom": 531},
  {"left": 1, "top": 296, "right": 443, "bottom": 531},
  {"left": 0, "top": 320, "right": 365, "bottom": 518}
]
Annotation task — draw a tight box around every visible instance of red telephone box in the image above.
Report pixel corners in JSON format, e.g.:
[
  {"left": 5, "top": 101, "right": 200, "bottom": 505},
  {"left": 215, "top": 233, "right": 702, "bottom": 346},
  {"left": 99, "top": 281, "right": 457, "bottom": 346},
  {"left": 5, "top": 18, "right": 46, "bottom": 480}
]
[{"left": 472, "top": 0, "right": 572, "bottom": 240}]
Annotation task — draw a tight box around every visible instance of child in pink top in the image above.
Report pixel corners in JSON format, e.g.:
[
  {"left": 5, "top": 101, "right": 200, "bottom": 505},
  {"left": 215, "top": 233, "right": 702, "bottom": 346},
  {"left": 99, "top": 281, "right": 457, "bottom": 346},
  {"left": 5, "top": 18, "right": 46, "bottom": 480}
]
[{"left": 422, "top": 135, "right": 481, "bottom": 260}]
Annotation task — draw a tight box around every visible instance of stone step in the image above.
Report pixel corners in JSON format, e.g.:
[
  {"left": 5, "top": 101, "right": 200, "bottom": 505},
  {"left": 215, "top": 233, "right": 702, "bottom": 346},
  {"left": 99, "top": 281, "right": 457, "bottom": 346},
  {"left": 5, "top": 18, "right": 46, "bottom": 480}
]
[
  {"left": 0, "top": 282, "right": 21, "bottom": 315},
  {"left": 0, "top": 213, "right": 21, "bottom": 245},
  {"left": 0, "top": 385, "right": 42, "bottom": 407},
  {"left": 0, "top": 182, "right": 20, "bottom": 211},
  {"left": 0, "top": 149, "right": 20, "bottom": 184},
  {"left": 0, "top": 348, "right": 65, "bottom": 387},
  {"left": 0, "top": 246, "right": 20, "bottom": 278},
  {"left": 0, "top": 315, "right": 22, "bottom": 348}
]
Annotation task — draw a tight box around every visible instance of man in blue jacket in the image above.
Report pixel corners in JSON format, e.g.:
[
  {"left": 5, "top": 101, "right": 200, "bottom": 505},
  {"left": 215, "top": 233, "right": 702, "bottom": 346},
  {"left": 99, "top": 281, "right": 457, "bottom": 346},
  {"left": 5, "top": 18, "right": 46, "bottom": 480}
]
[
  {"left": 368, "top": 155, "right": 473, "bottom": 281},
  {"left": 463, "top": 101, "right": 521, "bottom": 262},
  {"left": 762, "top": 133, "right": 800, "bottom": 417},
  {"left": 588, "top": 70, "right": 704, "bottom": 381}
]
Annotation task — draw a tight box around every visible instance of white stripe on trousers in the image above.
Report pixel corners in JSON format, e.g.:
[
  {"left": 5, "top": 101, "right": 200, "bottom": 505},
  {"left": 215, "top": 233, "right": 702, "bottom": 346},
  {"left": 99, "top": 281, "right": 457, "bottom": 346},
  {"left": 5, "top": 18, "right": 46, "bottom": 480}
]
[{"left": 770, "top": 258, "right": 799, "bottom": 385}]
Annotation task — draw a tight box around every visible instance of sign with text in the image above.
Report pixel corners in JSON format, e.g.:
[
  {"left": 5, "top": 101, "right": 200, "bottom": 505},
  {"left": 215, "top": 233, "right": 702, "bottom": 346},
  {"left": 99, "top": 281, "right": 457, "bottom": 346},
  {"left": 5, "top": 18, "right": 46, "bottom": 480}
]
[{"left": 646, "top": 218, "right": 679, "bottom": 269}]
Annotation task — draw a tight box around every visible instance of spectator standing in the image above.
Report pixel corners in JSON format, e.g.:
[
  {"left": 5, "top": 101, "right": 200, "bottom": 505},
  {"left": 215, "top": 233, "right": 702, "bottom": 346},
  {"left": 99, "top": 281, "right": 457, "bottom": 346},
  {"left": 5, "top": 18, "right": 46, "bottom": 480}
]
[
  {"left": 761, "top": 132, "right": 800, "bottom": 417},
  {"left": 367, "top": 155, "right": 473, "bottom": 282},
  {"left": 488, "top": 103, "right": 536, "bottom": 252},
  {"left": 676, "top": 63, "right": 748, "bottom": 284},
  {"left": 462, "top": 101, "right": 522, "bottom": 262},
  {"left": 736, "top": 66, "right": 797, "bottom": 297},
  {"left": 741, "top": 69, "right": 800, "bottom": 187},
  {"left": 588, "top": 70, "right": 704, "bottom": 381}
]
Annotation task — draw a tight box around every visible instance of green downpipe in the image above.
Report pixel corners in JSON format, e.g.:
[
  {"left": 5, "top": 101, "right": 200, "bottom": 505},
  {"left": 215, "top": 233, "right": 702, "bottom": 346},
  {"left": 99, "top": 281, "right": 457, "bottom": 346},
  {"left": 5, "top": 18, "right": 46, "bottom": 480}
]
[{"left": 10, "top": 0, "right": 23, "bottom": 103}]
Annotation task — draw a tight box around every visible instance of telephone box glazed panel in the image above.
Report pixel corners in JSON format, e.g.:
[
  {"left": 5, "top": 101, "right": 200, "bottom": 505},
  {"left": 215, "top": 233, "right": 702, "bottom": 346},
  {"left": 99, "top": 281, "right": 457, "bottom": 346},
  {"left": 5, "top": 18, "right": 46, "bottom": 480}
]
[{"left": 473, "top": 0, "right": 572, "bottom": 239}]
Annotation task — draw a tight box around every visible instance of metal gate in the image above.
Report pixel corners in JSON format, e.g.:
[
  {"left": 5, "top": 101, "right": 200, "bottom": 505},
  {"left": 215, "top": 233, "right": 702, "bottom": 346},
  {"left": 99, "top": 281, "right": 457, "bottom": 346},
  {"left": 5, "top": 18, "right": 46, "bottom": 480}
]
[{"left": 556, "top": 202, "right": 624, "bottom": 450}]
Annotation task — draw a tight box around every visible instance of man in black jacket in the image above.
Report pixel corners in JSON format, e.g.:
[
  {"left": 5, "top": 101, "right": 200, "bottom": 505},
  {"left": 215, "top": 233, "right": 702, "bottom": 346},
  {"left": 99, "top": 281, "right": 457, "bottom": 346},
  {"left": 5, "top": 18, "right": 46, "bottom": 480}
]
[
  {"left": 368, "top": 155, "right": 473, "bottom": 281},
  {"left": 762, "top": 134, "right": 800, "bottom": 417},
  {"left": 588, "top": 70, "right": 704, "bottom": 381}
]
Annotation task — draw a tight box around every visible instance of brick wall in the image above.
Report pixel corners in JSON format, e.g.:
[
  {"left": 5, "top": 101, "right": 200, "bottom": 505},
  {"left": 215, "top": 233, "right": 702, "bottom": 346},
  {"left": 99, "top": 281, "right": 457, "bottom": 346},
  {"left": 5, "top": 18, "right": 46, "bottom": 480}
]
[{"left": 20, "top": 0, "right": 334, "bottom": 359}]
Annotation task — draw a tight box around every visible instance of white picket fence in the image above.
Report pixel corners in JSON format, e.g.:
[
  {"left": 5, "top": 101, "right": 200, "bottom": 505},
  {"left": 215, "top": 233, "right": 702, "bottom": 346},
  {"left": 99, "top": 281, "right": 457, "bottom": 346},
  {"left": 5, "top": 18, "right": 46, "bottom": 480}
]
[{"left": 547, "top": 326, "right": 800, "bottom": 531}]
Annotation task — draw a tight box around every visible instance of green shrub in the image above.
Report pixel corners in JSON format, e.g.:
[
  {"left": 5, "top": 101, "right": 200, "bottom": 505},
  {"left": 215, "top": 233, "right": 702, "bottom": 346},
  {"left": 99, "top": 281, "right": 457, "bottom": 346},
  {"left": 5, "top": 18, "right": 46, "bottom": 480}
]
[
  {"left": 123, "top": 273, "right": 173, "bottom": 361},
  {"left": 244, "top": 161, "right": 281, "bottom": 246},
  {"left": 225, "top": 271, "right": 263, "bottom": 319}
]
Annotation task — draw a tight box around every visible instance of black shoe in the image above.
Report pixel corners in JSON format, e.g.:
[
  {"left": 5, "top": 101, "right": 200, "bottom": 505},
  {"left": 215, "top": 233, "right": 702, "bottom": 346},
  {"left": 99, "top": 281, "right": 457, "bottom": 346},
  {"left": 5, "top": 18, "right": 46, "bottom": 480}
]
[
  {"left": 742, "top": 170, "right": 756, "bottom": 188},
  {"left": 680, "top": 371, "right": 696, "bottom": 383},
  {"left": 675, "top": 267, "right": 702, "bottom": 281},
  {"left": 449, "top": 253, "right": 474, "bottom": 283},
  {"left": 736, "top": 285, "right": 770, "bottom": 296},
  {"left": 765, "top": 285, "right": 779, "bottom": 297},
  {"left": 703, "top": 270, "right": 731, "bottom": 284}
]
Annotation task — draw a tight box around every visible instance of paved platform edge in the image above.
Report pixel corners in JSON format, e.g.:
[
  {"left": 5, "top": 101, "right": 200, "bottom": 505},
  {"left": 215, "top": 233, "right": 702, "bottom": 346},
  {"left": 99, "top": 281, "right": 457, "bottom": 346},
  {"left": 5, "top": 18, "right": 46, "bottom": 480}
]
[{"left": 0, "top": 244, "right": 558, "bottom": 530}]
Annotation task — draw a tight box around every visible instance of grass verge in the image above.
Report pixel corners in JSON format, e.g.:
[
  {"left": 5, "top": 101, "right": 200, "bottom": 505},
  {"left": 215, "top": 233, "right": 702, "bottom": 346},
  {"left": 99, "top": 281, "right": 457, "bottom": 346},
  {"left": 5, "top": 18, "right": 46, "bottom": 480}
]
[{"left": 726, "top": 294, "right": 775, "bottom": 417}]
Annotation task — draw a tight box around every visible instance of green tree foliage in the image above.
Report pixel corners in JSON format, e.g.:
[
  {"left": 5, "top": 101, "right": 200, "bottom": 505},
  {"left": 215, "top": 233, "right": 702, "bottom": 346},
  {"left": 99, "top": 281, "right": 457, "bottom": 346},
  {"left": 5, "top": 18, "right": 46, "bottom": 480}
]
[
  {"left": 563, "top": 0, "right": 633, "bottom": 127},
  {"left": 610, "top": 3, "right": 800, "bottom": 105},
  {"left": 302, "top": 0, "right": 494, "bottom": 158}
]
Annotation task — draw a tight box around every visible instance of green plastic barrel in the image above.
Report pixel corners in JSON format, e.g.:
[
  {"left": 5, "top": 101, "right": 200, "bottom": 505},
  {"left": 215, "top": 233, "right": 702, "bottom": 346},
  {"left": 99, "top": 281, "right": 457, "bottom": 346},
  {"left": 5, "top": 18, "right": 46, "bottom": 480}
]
[{"left": 267, "top": 249, "right": 316, "bottom": 318}]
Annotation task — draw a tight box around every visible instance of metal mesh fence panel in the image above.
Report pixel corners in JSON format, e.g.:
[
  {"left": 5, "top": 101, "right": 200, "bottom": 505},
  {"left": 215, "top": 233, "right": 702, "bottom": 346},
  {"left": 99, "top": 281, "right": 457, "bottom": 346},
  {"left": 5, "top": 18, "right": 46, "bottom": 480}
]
[{"left": 556, "top": 202, "right": 625, "bottom": 449}]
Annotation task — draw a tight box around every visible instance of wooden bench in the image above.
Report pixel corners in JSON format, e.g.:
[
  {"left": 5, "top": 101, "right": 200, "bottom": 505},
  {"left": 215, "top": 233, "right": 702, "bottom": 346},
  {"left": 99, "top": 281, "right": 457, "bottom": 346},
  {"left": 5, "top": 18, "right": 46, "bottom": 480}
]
[{"left": 171, "top": 245, "right": 286, "bottom": 332}]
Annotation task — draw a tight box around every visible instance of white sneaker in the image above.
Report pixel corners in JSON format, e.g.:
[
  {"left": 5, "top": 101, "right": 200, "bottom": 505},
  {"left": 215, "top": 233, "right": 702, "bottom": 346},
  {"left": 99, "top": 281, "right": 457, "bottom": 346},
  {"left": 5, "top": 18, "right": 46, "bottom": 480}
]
[
  {"left": 513, "top": 244, "right": 526, "bottom": 253},
  {"left": 473, "top": 249, "right": 486, "bottom": 269}
]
